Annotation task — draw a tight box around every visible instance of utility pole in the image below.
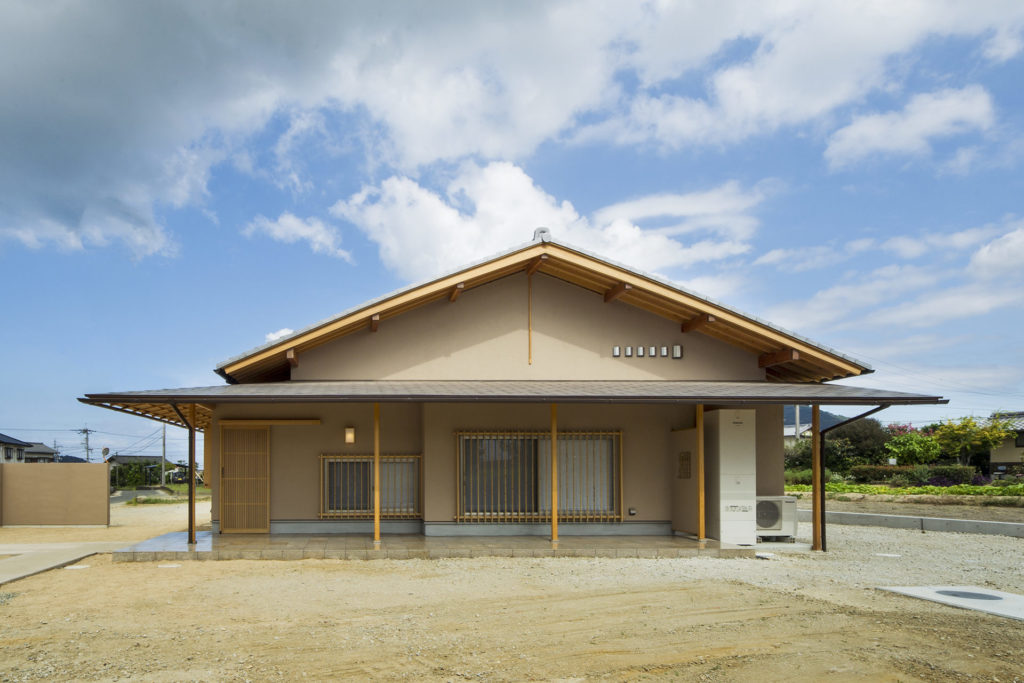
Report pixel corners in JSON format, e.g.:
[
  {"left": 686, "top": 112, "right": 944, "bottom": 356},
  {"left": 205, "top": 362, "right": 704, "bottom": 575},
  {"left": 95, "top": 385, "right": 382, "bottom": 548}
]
[
  {"left": 77, "top": 428, "right": 95, "bottom": 462},
  {"left": 161, "top": 425, "right": 166, "bottom": 487},
  {"left": 53, "top": 439, "right": 59, "bottom": 463}
]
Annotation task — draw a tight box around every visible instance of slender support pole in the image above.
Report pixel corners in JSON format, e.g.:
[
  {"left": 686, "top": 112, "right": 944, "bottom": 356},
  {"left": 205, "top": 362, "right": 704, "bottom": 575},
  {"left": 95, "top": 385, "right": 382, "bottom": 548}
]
[
  {"left": 188, "top": 404, "right": 196, "bottom": 545},
  {"left": 373, "top": 402, "right": 381, "bottom": 548},
  {"left": 817, "top": 405, "right": 888, "bottom": 553},
  {"left": 811, "top": 405, "right": 822, "bottom": 551},
  {"left": 550, "top": 403, "right": 558, "bottom": 547},
  {"left": 696, "top": 404, "right": 706, "bottom": 541}
]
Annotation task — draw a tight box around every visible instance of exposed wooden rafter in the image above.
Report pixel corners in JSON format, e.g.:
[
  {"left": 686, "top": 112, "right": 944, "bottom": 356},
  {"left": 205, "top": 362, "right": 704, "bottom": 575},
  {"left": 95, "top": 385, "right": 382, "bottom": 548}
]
[
  {"left": 286, "top": 348, "right": 298, "bottom": 368},
  {"left": 369, "top": 314, "right": 380, "bottom": 333},
  {"left": 681, "top": 313, "right": 716, "bottom": 333},
  {"left": 526, "top": 254, "right": 548, "bottom": 276},
  {"left": 449, "top": 282, "right": 465, "bottom": 302},
  {"left": 603, "top": 282, "right": 632, "bottom": 303},
  {"left": 759, "top": 348, "right": 800, "bottom": 368}
]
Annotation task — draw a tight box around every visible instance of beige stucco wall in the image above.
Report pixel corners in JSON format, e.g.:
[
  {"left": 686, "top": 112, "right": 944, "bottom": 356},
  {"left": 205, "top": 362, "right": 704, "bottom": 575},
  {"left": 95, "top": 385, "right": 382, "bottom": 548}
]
[
  {"left": 205, "top": 400, "right": 783, "bottom": 532},
  {"left": 207, "top": 402, "right": 422, "bottom": 523},
  {"left": 293, "top": 272, "right": 764, "bottom": 381},
  {"left": 0, "top": 463, "right": 109, "bottom": 526},
  {"left": 991, "top": 435, "right": 1024, "bottom": 465},
  {"left": 755, "top": 404, "right": 785, "bottom": 496},
  {"left": 421, "top": 402, "right": 689, "bottom": 524}
]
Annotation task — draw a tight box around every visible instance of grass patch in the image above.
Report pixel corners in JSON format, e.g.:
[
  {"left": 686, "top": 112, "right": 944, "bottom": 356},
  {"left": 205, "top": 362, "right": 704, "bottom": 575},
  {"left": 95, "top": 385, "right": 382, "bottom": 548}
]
[
  {"left": 787, "top": 482, "right": 1024, "bottom": 497},
  {"left": 126, "top": 496, "right": 210, "bottom": 506},
  {"left": 0, "top": 592, "right": 17, "bottom": 606}
]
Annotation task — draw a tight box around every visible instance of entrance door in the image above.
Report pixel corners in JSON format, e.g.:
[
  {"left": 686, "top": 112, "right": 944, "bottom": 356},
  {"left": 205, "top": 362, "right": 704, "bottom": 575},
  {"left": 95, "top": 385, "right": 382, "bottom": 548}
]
[{"left": 220, "top": 427, "right": 270, "bottom": 533}]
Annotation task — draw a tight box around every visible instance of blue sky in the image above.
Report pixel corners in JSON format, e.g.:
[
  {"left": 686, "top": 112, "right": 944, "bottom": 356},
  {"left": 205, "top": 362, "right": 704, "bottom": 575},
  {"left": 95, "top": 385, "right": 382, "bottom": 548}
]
[{"left": 2, "top": 2, "right": 1023, "bottom": 464}]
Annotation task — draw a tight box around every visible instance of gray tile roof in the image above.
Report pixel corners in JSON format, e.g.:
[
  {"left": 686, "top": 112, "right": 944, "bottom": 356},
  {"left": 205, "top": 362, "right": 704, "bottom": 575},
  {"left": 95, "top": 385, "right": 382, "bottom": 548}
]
[
  {"left": 82, "top": 380, "right": 945, "bottom": 406},
  {"left": 0, "top": 432, "right": 34, "bottom": 447}
]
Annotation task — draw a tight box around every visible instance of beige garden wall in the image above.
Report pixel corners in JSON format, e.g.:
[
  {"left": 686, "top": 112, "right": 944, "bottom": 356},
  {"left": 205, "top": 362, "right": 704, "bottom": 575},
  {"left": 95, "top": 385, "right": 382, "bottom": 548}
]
[
  {"left": 0, "top": 463, "right": 109, "bottom": 526},
  {"left": 293, "top": 272, "right": 764, "bottom": 382}
]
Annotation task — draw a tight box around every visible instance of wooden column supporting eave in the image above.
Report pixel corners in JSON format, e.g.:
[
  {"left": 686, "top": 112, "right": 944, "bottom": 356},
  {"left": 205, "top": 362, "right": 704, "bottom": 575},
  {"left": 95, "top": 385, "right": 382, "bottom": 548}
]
[
  {"left": 550, "top": 403, "right": 558, "bottom": 547},
  {"left": 188, "top": 404, "right": 196, "bottom": 546},
  {"left": 696, "top": 404, "right": 706, "bottom": 541},
  {"left": 811, "top": 405, "right": 823, "bottom": 551},
  {"left": 373, "top": 403, "right": 381, "bottom": 548}
]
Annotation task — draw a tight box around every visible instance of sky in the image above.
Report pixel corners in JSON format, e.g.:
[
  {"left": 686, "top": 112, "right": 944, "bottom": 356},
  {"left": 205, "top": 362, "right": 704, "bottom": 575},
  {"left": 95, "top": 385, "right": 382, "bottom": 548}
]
[{"left": 1, "top": 1, "right": 1023, "bottom": 465}]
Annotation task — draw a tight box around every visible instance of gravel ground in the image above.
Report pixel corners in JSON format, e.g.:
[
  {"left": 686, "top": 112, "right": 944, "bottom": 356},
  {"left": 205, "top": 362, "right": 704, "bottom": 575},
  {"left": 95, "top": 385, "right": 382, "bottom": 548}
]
[{"left": 1, "top": 506, "right": 1022, "bottom": 681}]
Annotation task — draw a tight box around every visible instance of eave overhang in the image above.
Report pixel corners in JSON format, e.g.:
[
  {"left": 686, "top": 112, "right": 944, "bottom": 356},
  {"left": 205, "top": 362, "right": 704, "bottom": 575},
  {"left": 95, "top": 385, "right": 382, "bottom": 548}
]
[{"left": 80, "top": 380, "right": 946, "bottom": 431}]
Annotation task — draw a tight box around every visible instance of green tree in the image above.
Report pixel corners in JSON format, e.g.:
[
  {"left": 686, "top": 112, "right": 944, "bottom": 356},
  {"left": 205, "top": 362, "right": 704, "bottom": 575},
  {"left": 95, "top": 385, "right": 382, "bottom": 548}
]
[
  {"left": 884, "top": 432, "right": 941, "bottom": 465},
  {"left": 932, "top": 416, "right": 1013, "bottom": 467},
  {"left": 785, "top": 436, "right": 856, "bottom": 474},
  {"left": 829, "top": 418, "right": 889, "bottom": 466}
]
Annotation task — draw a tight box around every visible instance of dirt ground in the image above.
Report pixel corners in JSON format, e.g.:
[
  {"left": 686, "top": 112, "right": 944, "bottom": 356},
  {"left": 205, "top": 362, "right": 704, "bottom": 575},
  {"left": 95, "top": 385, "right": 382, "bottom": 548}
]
[{"left": 1, "top": 502, "right": 1022, "bottom": 682}]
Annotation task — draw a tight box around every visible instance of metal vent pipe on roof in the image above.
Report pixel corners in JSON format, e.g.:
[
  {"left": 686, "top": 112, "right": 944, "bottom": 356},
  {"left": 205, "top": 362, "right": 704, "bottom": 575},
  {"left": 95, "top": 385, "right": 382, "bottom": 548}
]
[{"left": 533, "top": 227, "right": 551, "bottom": 242}]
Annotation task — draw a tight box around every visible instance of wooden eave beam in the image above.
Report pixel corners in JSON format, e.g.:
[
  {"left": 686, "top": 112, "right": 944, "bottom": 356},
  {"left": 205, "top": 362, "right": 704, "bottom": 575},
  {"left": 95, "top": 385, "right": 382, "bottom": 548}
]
[
  {"left": 681, "top": 313, "right": 716, "bottom": 333},
  {"left": 603, "top": 282, "right": 632, "bottom": 303},
  {"left": 369, "top": 314, "right": 380, "bottom": 332},
  {"left": 449, "top": 282, "right": 465, "bottom": 302},
  {"left": 526, "top": 254, "right": 548, "bottom": 276},
  {"left": 218, "top": 419, "right": 321, "bottom": 427},
  {"left": 759, "top": 348, "right": 800, "bottom": 368},
  {"left": 286, "top": 348, "right": 298, "bottom": 368}
]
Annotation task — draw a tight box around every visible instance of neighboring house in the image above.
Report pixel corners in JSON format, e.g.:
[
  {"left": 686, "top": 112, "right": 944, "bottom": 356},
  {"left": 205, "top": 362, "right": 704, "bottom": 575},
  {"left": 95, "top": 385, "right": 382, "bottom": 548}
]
[
  {"left": 105, "top": 454, "right": 172, "bottom": 467},
  {"left": 24, "top": 442, "right": 58, "bottom": 463},
  {"left": 80, "top": 232, "right": 944, "bottom": 546},
  {"left": 0, "top": 433, "right": 32, "bottom": 463},
  {"left": 782, "top": 425, "right": 813, "bottom": 447},
  {"left": 989, "top": 411, "right": 1024, "bottom": 470}
]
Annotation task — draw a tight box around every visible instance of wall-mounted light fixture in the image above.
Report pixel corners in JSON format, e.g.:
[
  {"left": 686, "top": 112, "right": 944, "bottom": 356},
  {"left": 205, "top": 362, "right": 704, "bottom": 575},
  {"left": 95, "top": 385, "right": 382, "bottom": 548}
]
[{"left": 344, "top": 426, "right": 356, "bottom": 444}]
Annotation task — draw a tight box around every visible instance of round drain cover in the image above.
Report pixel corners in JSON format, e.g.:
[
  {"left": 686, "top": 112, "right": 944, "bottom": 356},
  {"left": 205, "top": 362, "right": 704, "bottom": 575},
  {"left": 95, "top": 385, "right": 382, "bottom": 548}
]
[{"left": 935, "top": 590, "right": 1002, "bottom": 601}]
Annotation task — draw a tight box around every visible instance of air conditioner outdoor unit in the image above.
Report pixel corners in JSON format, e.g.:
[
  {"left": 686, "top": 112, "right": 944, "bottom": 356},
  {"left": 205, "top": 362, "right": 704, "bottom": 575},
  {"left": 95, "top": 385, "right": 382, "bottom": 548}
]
[{"left": 755, "top": 496, "right": 797, "bottom": 541}]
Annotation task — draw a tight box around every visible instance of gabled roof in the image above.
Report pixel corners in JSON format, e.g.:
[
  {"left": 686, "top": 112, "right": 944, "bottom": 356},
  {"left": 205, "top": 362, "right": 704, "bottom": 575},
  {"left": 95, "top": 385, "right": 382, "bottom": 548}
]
[{"left": 216, "top": 235, "right": 872, "bottom": 384}]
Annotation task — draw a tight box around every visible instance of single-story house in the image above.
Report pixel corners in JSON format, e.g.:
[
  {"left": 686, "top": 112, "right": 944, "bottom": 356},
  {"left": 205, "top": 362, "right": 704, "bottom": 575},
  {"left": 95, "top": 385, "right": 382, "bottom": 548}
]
[
  {"left": 989, "top": 411, "right": 1024, "bottom": 471},
  {"left": 24, "top": 442, "right": 58, "bottom": 463},
  {"left": 80, "top": 231, "right": 945, "bottom": 550},
  {"left": 0, "top": 433, "right": 32, "bottom": 463}
]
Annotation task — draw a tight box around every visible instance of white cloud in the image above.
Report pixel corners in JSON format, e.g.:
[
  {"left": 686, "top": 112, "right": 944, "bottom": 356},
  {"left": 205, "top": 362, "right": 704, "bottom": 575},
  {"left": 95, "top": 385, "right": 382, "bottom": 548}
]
[
  {"left": 332, "top": 162, "right": 767, "bottom": 283},
  {"left": 265, "top": 328, "right": 294, "bottom": 343},
  {"left": 970, "top": 224, "right": 1024, "bottom": 277},
  {"left": 2, "top": 2, "right": 1023, "bottom": 254},
  {"left": 244, "top": 212, "right": 352, "bottom": 261},
  {"left": 882, "top": 225, "right": 1003, "bottom": 259},
  {"left": 825, "top": 86, "right": 994, "bottom": 168}
]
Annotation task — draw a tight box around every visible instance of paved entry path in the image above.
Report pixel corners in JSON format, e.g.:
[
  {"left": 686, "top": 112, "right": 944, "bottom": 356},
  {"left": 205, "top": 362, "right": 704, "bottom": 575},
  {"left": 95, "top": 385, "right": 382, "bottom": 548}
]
[{"left": 0, "top": 542, "right": 125, "bottom": 585}]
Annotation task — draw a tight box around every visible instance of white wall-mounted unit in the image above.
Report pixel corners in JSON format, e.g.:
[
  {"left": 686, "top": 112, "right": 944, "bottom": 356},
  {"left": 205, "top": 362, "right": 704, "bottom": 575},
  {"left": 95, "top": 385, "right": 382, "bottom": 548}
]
[
  {"left": 704, "top": 409, "right": 756, "bottom": 546},
  {"left": 755, "top": 495, "right": 797, "bottom": 541}
]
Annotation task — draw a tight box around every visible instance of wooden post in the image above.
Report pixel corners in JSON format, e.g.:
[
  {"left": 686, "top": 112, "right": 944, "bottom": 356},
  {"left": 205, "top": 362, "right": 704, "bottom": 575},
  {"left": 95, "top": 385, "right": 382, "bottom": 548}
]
[
  {"left": 696, "top": 404, "right": 705, "bottom": 541},
  {"left": 188, "top": 404, "right": 196, "bottom": 546},
  {"left": 811, "top": 405, "right": 822, "bottom": 551},
  {"left": 373, "top": 403, "right": 381, "bottom": 548},
  {"left": 550, "top": 403, "right": 558, "bottom": 547}
]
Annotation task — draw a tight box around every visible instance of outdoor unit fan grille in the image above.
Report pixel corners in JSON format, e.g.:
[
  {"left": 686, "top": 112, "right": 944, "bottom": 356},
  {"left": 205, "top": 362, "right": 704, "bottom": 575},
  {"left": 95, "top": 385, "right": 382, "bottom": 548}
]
[{"left": 756, "top": 500, "right": 782, "bottom": 529}]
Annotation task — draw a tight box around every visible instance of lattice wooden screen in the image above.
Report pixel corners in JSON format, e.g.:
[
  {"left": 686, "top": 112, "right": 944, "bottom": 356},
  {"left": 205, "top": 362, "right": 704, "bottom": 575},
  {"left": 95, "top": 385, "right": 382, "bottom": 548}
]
[{"left": 220, "top": 427, "right": 270, "bottom": 533}]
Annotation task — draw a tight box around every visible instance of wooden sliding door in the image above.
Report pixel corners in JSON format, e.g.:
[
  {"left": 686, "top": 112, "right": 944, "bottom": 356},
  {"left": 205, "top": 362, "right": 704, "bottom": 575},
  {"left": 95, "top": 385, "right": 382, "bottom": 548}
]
[{"left": 220, "top": 427, "right": 270, "bottom": 533}]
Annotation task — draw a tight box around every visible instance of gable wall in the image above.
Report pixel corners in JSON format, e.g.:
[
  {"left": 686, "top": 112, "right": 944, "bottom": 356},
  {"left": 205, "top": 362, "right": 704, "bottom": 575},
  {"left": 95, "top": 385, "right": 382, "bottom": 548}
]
[{"left": 293, "top": 273, "right": 763, "bottom": 381}]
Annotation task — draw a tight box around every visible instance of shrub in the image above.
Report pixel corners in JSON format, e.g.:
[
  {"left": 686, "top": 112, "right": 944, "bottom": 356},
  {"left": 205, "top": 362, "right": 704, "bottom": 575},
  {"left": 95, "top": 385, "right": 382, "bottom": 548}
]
[
  {"left": 972, "top": 474, "right": 992, "bottom": 485},
  {"left": 849, "top": 465, "right": 911, "bottom": 483},
  {"left": 785, "top": 468, "right": 833, "bottom": 485}
]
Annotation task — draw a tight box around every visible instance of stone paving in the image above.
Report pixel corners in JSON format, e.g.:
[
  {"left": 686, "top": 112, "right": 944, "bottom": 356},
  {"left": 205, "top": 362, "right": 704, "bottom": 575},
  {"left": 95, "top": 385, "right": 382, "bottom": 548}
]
[{"left": 113, "top": 532, "right": 754, "bottom": 561}]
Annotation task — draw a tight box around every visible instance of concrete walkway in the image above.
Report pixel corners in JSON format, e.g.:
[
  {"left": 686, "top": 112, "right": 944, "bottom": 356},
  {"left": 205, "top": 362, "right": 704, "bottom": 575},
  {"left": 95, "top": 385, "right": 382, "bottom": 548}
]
[
  {"left": 798, "top": 509, "right": 1024, "bottom": 538},
  {"left": 0, "top": 542, "right": 125, "bottom": 585}
]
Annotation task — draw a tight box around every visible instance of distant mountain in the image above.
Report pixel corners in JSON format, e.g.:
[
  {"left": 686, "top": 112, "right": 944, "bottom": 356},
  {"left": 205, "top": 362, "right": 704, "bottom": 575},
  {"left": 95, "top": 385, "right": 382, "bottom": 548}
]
[
  {"left": 783, "top": 405, "right": 847, "bottom": 429},
  {"left": 56, "top": 455, "right": 87, "bottom": 463}
]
